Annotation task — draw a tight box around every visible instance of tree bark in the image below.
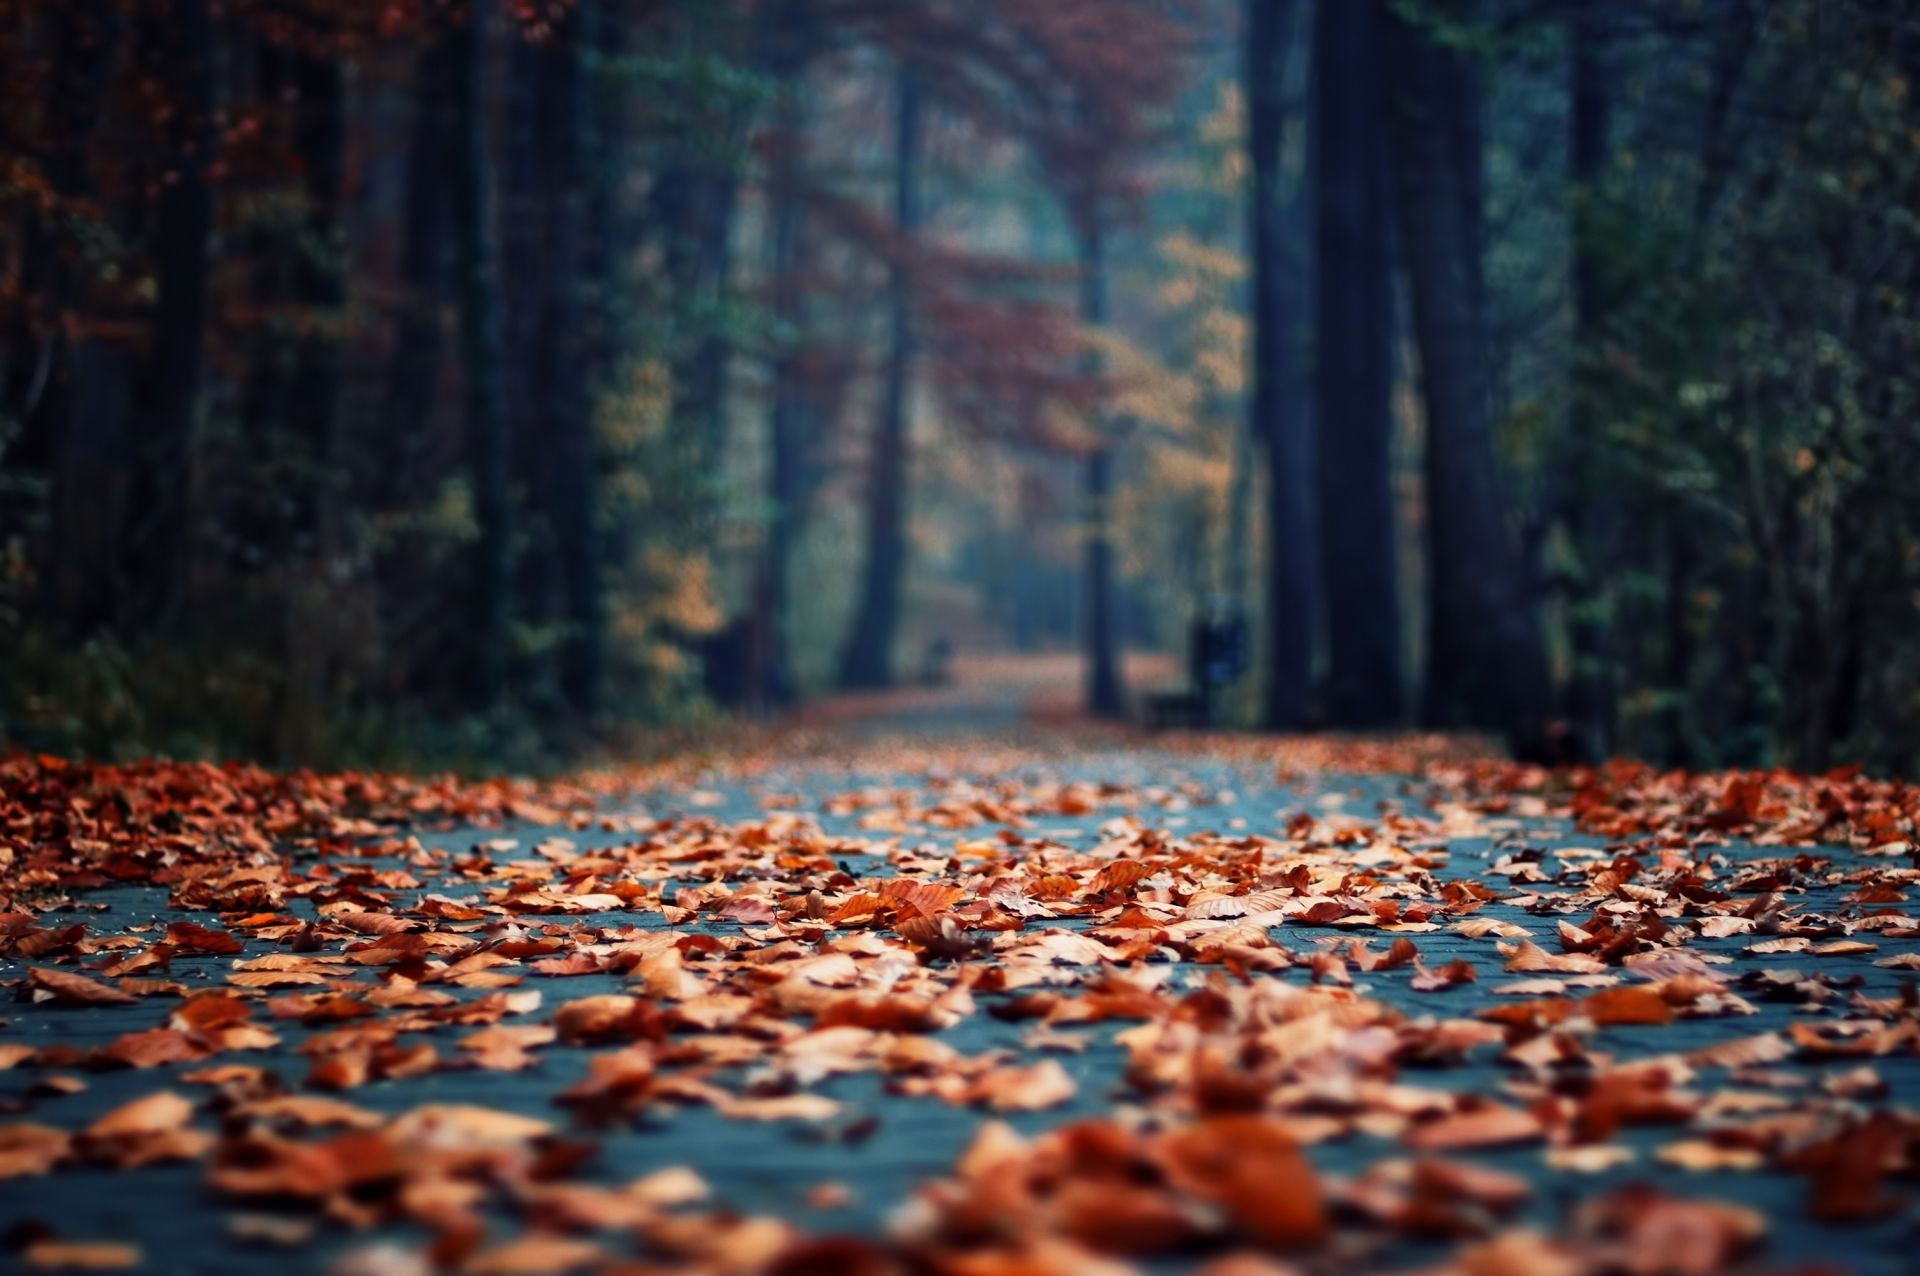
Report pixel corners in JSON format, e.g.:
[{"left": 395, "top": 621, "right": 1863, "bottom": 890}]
[
  {"left": 289, "top": 48, "right": 346, "bottom": 541},
  {"left": 450, "top": 0, "right": 512, "bottom": 709},
  {"left": 756, "top": 59, "right": 811, "bottom": 709},
  {"left": 1382, "top": 0, "right": 1550, "bottom": 752},
  {"left": 4, "top": 0, "right": 119, "bottom": 450},
  {"left": 1313, "top": 0, "right": 1402, "bottom": 727},
  {"left": 1079, "top": 215, "right": 1125, "bottom": 719},
  {"left": 839, "top": 62, "right": 923, "bottom": 691},
  {"left": 383, "top": 40, "right": 454, "bottom": 509},
  {"left": 125, "top": 0, "right": 216, "bottom": 630},
  {"left": 547, "top": 0, "right": 605, "bottom": 718},
  {"left": 1247, "top": 0, "right": 1315, "bottom": 728},
  {"left": 276, "top": 42, "right": 349, "bottom": 760},
  {"left": 502, "top": 27, "right": 554, "bottom": 686},
  {"left": 17, "top": 1, "right": 125, "bottom": 636},
  {"left": 1563, "top": 3, "right": 1614, "bottom": 758}
]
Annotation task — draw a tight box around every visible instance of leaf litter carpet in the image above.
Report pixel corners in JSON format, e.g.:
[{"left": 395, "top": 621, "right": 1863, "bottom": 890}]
[{"left": 2, "top": 738, "right": 1919, "bottom": 1274}]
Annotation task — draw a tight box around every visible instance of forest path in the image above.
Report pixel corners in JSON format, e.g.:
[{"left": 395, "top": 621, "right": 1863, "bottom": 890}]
[
  {"left": 789, "top": 649, "right": 1181, "bottom": 736},
  {"left": 0, "top": 733, "right": 1913, "bottom": 1273}
]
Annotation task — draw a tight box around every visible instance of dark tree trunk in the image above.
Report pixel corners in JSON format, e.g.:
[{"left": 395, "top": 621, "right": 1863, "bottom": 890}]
[
  {"left": 1382, "top": 0, "right": 1550, "bottom": 753},
  {"left": 1079, "top": 216, "right": 1125, "bottom": 719},
  {"left": 502, "top": 29, "right": 556, "bottom": 694},
  {"left": 1247, "top": 0, "right": 1315, "bottom": 729},
  {"left": 51, "top": 345, "right": 132, "bottom": 637},
  {"left": 756, "top": 68, "right": 810, "bottom": 709},
  {"left": 16, "top": 1, "right": 125, "bottom": 636},
  {"left": 1661, "top": 518, "right": 1695, "bottom": 765},
  {"left": 277, "top": 43, "right": 349, "bottom": 760},
  {"left": 237, "top": 39, "right": 294, "bottom": 510},
  {"left": 125, "top": 0, "right": 216, "bottom": 630},
  {"left": 839, "top": 63, "right": 923, "bottom": 691},
  {"left": 383, "top": 40, "right": 454, "bottom": 508},
  {"left": 546, "top": 0, "right": 604, "bottom": 718},
  {"left": 1563, "top": 4, "right": 1614, "bottom": 759},
  {"left": 450, "top": 0, "right": 512, "bottom": 709},
  {"left": 4, "top": 1, "right": 120, "bottom": 448},
  {"left": 288, "top": 49, "right": 346, "bottom": 538},
  {"left": 1313, "top": 0, "right": 1402, "bottom": 726}
]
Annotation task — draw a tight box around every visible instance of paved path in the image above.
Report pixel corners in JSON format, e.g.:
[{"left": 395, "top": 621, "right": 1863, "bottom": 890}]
[{"left": 2, "top": 701, "right": 1915, "bottom": 1273}]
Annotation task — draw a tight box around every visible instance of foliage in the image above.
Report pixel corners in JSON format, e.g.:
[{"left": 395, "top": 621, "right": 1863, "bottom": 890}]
[{"left": 1543, "top": 0, "right": 1920, "bottom": 770}]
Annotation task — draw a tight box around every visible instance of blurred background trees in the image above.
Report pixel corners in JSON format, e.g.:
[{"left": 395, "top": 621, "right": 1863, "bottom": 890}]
[{"left": 2, "top": 0, "right": 1919, "bottom": 774}]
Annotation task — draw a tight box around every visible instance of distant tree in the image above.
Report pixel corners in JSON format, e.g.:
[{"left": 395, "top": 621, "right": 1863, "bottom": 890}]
[
  {"left": 125, "top": 0, "right": 217, "bottom": 630},
  {"left": 14, "top": 1, "right": 127, "bottom": 637},
  {"left": 838, "top": 60, "right": 924, "bottom": 691},
  {"left": 545, "top": 0, "right": 605, "bottom": 718},
  {"left": 449, "top": 0, "right": 511, "bottom": 709},
  {"left": 1075, "top": 207, "right": 1125, "bottom": 719},
  {"left": 653, "top": 1, "right": 759, "bottom": 470},
  {"left": 988, "top": 0, "right": 1188, "bottom": 718},
  {"left": 1562, "top": 0, "right": 1613, "bottom": 758},
  {"left": 752, "top": 8, "right": 815, "bottom": 709},
  {"left": 383, "top": 36, "right": 454, "bottom": 512}
]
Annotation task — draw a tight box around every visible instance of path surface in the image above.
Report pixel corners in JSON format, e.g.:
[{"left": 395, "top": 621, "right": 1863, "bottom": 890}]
[{"left": 2, "top": 692, "right": 1917, "bottom": 1274}]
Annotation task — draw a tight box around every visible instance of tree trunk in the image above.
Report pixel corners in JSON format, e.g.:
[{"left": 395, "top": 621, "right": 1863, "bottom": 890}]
[
  {"left": 839, "top": 62, "right": 923, "bottom": 691},
  {"left": 1313, "top": 0, "right": 1402, "bottom": 726},
  {"left": 289, "top": 50, "right": 344, "bottom": 497},
  {"left": 1247, "top": 0, "right": 1315, "bottom": 729},
  {"left": 277, "top": 43, "right": 349, "bottom": 760},
  {"left": 1079, "top": 215, "right": 1125, "bottom": 719},
  {"left": 51, "top": 344, "right": 131, "bottom": 636},
  {"left": 383, "top": 40, "right": 454, "bottom": 509},
  {"left": 4, "top": 0, "right": 120, "bottom": 451},
  {"left": 1563, "top": 4, "right": 1614, "bottom": 759},
  {"left": 450, "top": 0, "right": 512, "bottom": 709},
  {"left": 502, "top": 28, "right": 556, "bottom": 697},
  {"left": 1382, "top": 0, "right": 1550, "bottom": 753},
  {"left": 17, "top": 1, "right": 125, "bottom": 636},
  {"left": 125, "top": 0, "right": 216, "bottom": 630},
  {"left": 547, "top": 0, "right": 604, "bottom": 718},
  {"left": 757, "top": 66, "right": 810, "bottom": 709}
]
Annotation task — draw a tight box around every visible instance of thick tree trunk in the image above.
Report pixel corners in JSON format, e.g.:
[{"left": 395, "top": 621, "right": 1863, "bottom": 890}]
[
  {"left": 4, "top": 1, "right": 119, "bottom": 451},
  {"left": 51, "top": 345, "right": 131, "bottom": 636},
  {"left": 1382, "top": 0, "right": 1550, "bottom": 753},
  {"left": 1079, "top": 216, "right": 1125, "bottom": 719},
  {"left": 450, "top": 0, "right": 512, "bottom": 709},
  {"left": 502, "top": 30, "right": 556, "bottom": 689},
  {"left": 125, "top": 0, "right": 216, "bottom": 630},
  {"left": 1563, "top": 6, "right": 1614, "bottom": 759},
  {"left": 277, "top": 44, "right": 349, "bottom": 760},
  {"left": 757, "top": 77, "right": 810, "bottom": 709},
  {"left": 547, "top": 0, "right": 604, "bottom": 718},
  {"left": 839, "top": 63, "right": 923, "bottom": 691},
  {"left": 288, "top": 49, "right": 345, "bottom": 538},
  {"left": 1313, "top": 0, "right": 1402, "bottom": 727},
  {"left": 383, "top": 41, "right": 454, "bottom": 508},
  {"left": 16, "top": 1, "right": 124, "bottom": 635},
  {"left": 1247, "top": 0, "right": 1315, "bottom": 729}
]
